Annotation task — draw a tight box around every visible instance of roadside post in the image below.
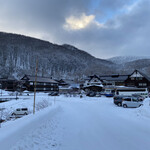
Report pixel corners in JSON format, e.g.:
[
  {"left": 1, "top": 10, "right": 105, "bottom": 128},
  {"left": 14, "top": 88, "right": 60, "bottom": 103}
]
[
  {"left": 149, "top": 92, "right": 150, "bottom": 106},
  {"left": 54, "top": 96, "right": 56, "bottom": 105},
  {"left": 0, "top": 108, "right": 5, "bottom": 128},
  {"left": 0, "top": 84, "right": 2, "bottom": 96}
]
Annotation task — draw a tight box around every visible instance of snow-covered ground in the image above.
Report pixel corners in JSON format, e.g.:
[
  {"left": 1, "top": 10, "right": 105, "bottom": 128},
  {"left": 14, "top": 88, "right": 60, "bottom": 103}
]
[
  {"left": 0, "top": 91, "right": 53, "bottom": 120},
  {"left": 0, "top": 91, "right": 150, "bottom": 150}
]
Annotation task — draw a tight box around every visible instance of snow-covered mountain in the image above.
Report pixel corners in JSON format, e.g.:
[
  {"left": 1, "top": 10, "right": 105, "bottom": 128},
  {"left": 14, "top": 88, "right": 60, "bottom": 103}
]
[
  {"left": 0, "top": 32, "right": 115, "bottom": 79},
  {"left": 108, "top": 56, "right": 150, "bottom": 64},
  {"left": 108, "top": 56, "right": 150, "bottom": 76},
  {"left": 1, "top": 32, "right": 150, "bottom": 79},
  {"left": 121, "top": 59, "right": 150, "bottom": 75}
]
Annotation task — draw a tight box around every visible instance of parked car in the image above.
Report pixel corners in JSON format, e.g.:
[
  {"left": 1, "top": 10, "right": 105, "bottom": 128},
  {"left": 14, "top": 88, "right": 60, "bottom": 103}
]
[
  {"left": 113, "top": 95, "right": 131, "bottom": 106},
  {"left": 95, "top": 92, "right": 101, "bottom": 97},
  {"left": 12, "top": 108, "right": 28, "bottom": 116},
  {"left": 104, "top": 89, "right": 115, "bottom": 97},
  {"left": 105, "top": 93, "right": 114, "bottom": 97},
  {"left": 48, "top": 91, "right": 59, "bottom": 96},
  {"left": 132, "top": 94, "right": 145, "bottom": 101},
  {"left": 86, "top": 91, "right": 96, "bottom": 97},
  {"left": 122, "top": 97, "right": 143, "bottom": 108},
  {"left": 0, "top": 119, "right": 5, "bottom": 123},
  {"left": 113, "top": 95, "right": 124, "bottom": 106}
]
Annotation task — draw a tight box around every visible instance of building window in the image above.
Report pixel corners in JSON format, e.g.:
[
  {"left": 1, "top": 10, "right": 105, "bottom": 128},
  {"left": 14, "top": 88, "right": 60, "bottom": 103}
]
[
  {"left": 139, "top": 83, "right": 142, "bottom": 86},
  {"left": 30, "top": 82, "right": 33, "bottom": 85},
  {"left": 139, "top": 83, "right": 147, "bottom": 86},
  {"left": 36, "top": 82, "right": 44, "bottom": 85},
  {"left": 45, "top": 83, "right": 51, "bottom": 86}
]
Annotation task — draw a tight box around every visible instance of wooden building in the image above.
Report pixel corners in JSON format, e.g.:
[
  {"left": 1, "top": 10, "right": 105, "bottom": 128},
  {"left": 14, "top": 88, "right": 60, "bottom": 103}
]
[
  {"left": 125, "top": 70, "right": 150, "bottom": 88},
  {"left": 57, "top": 79, "right": 80, "bottom": 94},
  {"left": 0, "top": 78, "right": 19, "bottom": 91},
  {"left": 21, "top": 75, "right": 59, "bottom": 92},
  {"left": 84, "top": 70, "right": 150, "bottom": 92},
  {"left": 83, "top": 75, "right": 103, "bottom": 92},
  {"left": 100, "top": 75, "right": 129, "bottom": 86}
]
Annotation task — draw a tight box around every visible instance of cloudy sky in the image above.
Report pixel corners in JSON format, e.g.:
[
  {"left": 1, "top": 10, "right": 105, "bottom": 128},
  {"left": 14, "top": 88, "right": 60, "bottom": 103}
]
[{"left": 0, "top": 0, "right": 150, "bottom": 58}]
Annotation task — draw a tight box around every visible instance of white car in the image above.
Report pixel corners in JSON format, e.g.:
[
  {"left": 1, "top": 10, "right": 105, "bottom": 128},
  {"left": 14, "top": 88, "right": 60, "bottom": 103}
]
[
  {"left": 122, "top": 97, "right": 143, "bottom": 108},
  {"left": 12, "top": 108, "right": 28, "bottom": 116}
]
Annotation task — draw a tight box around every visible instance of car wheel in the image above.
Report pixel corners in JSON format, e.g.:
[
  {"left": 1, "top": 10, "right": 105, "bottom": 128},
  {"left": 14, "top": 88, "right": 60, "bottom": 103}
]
[
  {"left": 12, "top": 113, "right": 15, "bottom": 116},
  {"left": 24, "top": 112, "right": 28, "bottom": 115},
  {"left": 117, "top": 103, "right": 121, "bottom": 107},
  {"left": 123, "top": 104, "right": 127, "bottom": 108}
]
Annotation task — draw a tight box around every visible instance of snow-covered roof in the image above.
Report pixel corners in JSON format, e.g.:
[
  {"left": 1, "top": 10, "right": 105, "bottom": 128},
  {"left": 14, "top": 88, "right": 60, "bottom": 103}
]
[
  {"left": 130, "top": 70, "right": 150, "bottom": 81},
  {"left": 84, "top": 85, "right": 103, "bottom": 88}
]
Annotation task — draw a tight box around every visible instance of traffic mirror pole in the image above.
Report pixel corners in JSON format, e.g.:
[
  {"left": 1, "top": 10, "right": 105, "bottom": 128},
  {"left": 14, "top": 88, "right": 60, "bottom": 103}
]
[{"left": 33, "top": 58, "right": 38, "bottom": 114}]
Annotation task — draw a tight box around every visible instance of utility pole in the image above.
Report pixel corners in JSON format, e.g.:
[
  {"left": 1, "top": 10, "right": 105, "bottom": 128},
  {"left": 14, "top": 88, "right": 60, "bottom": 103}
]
[
  {"left": 0, "top": 84, "right": 2, "bottom": 96},
  {"left": 33, "top": 59, "right": 38, "bottom": 114}
]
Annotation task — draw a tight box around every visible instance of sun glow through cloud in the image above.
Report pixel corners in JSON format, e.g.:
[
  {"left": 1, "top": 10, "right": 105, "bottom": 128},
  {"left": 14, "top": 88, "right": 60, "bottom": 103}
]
[
  {"left": 64, "top": 13, "right": 95, "bottom": 30},
  {"left": 0, "top": 0, "right": 149, "bottom": 58}
]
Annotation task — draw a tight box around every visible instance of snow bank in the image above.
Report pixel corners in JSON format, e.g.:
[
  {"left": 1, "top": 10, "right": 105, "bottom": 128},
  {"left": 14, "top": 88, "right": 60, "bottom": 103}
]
[
  {"left": 0, "top": 91, "right": 53, "bottom": 120},
  {"left": 136, "top": 98, "right": 150, "bottom": 118},
  {"left": 0, "top": 105, "right": 61, "bottom": 150}
]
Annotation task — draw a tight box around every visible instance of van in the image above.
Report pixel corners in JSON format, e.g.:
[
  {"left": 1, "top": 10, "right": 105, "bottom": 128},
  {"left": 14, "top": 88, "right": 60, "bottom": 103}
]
[
  {"left": 122, "top": 97, "right": 143, "bottom": 108},
  {"left": 12, "top": 108, "right": 28, "bottom": 116}
]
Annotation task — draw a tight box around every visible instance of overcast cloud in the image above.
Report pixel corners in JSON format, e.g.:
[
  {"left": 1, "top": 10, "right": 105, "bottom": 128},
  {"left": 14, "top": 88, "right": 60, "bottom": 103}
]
[{"left": 0, "top": 0, "right": 150, "bottom": 58}]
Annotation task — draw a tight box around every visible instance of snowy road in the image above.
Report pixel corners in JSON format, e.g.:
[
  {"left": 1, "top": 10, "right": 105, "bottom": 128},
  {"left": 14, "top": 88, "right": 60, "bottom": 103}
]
[
  {"left": 57, "top": 98, "right": 150, "bottom": 150},
  {"left": 1, "top": 96, "right": 150, "bottom": 150}
]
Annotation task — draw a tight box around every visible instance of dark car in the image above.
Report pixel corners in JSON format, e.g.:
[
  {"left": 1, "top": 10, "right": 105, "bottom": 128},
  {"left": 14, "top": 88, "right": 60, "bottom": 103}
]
[
  {"left": 48, "top": 91, "right": 59, "bottom": 96},
  {"left": 86, "top": 91, "right": 96, "bottom": 97},
  {"left": 113, "top": 95, "right": 124, "bottom": 106}
]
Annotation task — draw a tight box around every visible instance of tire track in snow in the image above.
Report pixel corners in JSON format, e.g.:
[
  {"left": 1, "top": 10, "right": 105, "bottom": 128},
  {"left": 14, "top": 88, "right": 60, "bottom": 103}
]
[{"left": 10, "top": 108, "right": 64, "bottom": 150}]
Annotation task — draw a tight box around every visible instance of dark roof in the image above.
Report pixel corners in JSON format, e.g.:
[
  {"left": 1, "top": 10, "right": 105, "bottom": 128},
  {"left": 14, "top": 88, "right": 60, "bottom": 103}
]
[
  {"left": 0, "top": 75, "right": 18, "bottom": 81},
  {"left": 59, "top": 79, "right": 76, "bottom": 85},
  {"left": 89, "top": 75, "right": 101, "bottom": 82},
  {"left": 58, "top": 79, "right": 68, "bottom": 84},
  {"left": 0, "top": 78, "right": 18, "bottom": 82},
  {"left": 56, "top": 79, "right": 69, "bottom": 86},
  {"left": 21, "top": 75, "right": 58, "bottom": 83},
  {"left": 100, "top": 75, "right": 129, "bottom": 81}
]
